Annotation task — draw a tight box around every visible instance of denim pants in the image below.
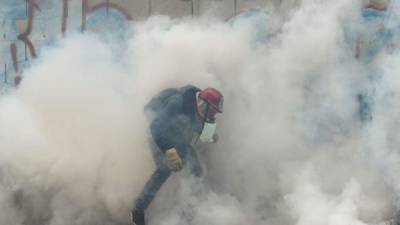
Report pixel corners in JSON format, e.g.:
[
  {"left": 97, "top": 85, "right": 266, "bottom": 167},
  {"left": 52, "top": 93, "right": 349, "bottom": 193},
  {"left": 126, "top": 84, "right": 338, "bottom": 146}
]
[{"left": 133, "top": 140, "right": 202, "bottom": 212}]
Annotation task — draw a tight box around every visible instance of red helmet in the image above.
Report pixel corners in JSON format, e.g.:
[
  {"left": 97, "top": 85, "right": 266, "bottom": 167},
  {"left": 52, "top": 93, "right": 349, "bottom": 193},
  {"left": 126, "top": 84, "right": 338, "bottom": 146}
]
[{"left": 199, "top": 88, "right": 224, "bottom": 113}]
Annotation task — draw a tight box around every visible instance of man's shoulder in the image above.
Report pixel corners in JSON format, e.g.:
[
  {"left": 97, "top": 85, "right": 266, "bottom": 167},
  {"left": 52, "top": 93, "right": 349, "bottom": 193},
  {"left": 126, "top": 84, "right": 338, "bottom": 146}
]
[
  {"left": 145, "top": 88, "right": 182, "bottom": 114},
  {"left": 179, "top": 85, "right": 201, "bottom": 93},
  {"left": 179, "top": 85, "right": 200, "bottom": 116},
  {"left": 154, "top": 84, "right": 199, "bottom": 100},
  {"left": 145, "top": 84, "right": 200, "bottom": 115}
]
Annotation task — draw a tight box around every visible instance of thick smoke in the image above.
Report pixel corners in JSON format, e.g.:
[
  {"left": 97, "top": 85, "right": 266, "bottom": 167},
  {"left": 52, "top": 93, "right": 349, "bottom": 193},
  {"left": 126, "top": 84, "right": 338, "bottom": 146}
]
[{"left": 0, "top": 0, "right": 400, "bottom": 225}]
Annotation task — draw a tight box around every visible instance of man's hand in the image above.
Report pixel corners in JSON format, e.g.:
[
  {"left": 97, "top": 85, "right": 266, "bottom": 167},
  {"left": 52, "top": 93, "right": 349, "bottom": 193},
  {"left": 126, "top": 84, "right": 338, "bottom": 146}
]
[{"left": 166, "top": 148, "right": 183, "bottom": 172}]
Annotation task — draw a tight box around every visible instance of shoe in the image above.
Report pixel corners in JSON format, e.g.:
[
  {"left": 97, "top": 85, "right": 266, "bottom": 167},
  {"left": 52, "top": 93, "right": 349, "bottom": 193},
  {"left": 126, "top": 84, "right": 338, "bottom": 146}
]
[{"left": 131, "top": 209, "right": 145, "bottom": 225}]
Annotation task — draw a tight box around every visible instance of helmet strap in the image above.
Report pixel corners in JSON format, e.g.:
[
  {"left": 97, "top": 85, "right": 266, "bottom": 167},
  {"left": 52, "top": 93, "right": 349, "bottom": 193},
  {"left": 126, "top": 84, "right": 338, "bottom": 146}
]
[
  {"left": 194, "top": 100, "right": 210, "bottom": 145},
  {"left": 199, "top": 102, "right": 209, "bottom": 130}
]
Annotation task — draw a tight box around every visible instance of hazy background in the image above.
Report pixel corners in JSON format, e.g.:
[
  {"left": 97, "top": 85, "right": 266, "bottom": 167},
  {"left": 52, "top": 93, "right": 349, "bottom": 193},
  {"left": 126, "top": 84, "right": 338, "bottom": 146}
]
[{"left": 0, "top": 0, "right": 400, "bottom": 225}]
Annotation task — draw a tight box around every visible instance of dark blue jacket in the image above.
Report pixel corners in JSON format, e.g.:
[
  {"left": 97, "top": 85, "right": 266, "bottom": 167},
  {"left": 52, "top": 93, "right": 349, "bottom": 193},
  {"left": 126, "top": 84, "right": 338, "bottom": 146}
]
[{"left": 145, "top": 85, "right": 204, "bottom": 153}]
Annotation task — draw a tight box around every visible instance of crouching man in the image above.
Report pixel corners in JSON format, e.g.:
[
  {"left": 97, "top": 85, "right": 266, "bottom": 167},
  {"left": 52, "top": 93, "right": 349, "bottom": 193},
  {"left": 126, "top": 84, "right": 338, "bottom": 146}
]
[{"left": 131, "top": 85, "right": 224, "bottom": 225}]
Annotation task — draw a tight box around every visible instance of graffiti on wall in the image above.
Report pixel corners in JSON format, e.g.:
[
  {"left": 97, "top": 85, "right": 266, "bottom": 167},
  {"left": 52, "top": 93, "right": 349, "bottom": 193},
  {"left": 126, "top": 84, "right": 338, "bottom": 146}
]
[
  {"left": 0, "top": 0, "right": 139, "bottom": 90},
  {"left": 2, "top": 0, "right": 391, "bottom": 92},
  {"left": 1, "top": 0, "right": 269, "bottom": 91}
]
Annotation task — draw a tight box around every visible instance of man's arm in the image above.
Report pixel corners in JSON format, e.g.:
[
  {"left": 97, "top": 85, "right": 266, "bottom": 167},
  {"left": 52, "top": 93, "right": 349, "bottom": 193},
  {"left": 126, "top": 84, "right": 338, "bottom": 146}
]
[
  {"left": 150, "top": 94, "right": 186, "bottom": 172},
  {"left": 150, "top": 94, "right": 183, "bottom": 151}
]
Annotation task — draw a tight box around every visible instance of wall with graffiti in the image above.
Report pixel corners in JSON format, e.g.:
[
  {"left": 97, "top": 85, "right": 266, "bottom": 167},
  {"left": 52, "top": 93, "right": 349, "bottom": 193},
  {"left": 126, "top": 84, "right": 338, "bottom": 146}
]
[
  {"left": 0, "top": 0, "right": 280, "bottom": 93},
  {"left": 0, "top": 1, "right": 395, "bottom": 94}
]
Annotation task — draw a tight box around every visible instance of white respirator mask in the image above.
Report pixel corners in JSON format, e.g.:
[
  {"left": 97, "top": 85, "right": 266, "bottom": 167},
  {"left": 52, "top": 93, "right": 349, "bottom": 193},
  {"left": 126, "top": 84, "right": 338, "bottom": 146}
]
[{"left": 199, "top": 122, "right": 216, "bottom": 143}]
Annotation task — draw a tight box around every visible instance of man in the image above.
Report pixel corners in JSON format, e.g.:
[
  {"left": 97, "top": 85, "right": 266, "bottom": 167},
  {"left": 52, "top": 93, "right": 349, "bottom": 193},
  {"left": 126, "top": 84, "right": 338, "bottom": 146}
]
[{"left": 131, "top": 85, "right": 224, "bottom": 225}]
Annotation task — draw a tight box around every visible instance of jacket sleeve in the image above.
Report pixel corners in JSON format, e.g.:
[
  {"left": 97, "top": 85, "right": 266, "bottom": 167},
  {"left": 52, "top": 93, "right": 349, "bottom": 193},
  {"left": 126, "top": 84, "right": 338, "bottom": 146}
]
[{"left": 150, "top": 94, "right": 184, "bottom": 152}]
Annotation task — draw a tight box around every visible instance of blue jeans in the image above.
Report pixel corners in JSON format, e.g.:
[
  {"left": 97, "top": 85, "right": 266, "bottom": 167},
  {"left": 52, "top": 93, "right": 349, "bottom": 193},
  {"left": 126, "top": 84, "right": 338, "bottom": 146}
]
[{"left": 133, "top": 140, "right": 202, "bottom": 212}]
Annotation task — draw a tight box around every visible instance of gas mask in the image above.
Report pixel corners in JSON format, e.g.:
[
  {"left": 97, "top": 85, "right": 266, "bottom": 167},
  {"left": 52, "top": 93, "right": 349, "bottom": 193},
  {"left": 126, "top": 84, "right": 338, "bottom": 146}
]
[
  {"left": 198, "top": 103, "right": 218, "bottom": 143},
  {"left": 199, "top": 122, "right": 216, "bottom": 143},
  {"left": 195, "top": 95, "right": 221, "bottom": 143}
]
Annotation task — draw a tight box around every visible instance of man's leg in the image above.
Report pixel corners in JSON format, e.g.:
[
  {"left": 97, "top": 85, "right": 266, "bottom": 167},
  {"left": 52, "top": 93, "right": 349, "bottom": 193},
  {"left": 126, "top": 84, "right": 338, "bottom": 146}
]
[
  {"left": 131, "top": 164, "right": 171, "bottom": 225},
  {"left": 178, "top": 147, "right": 204, "bottom": 224},
  {"left": 184, "top": 146, "right": 203, "bottom": 178},
  {"left": 133, "top": 164, "right": 171, "bottom": 212},
  {"left": 131, "top": 141, "right": 171, "bottom": 225}
]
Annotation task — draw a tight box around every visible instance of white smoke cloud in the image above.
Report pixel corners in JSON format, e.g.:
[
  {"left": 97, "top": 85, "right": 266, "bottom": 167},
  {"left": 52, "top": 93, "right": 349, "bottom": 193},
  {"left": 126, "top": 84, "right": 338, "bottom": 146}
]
[
  {"left": 0, "top": 34, "right": 156, "bottom": 224},
  {"left": 0, "top": 0, "right": 400, "bottom": 225}
]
